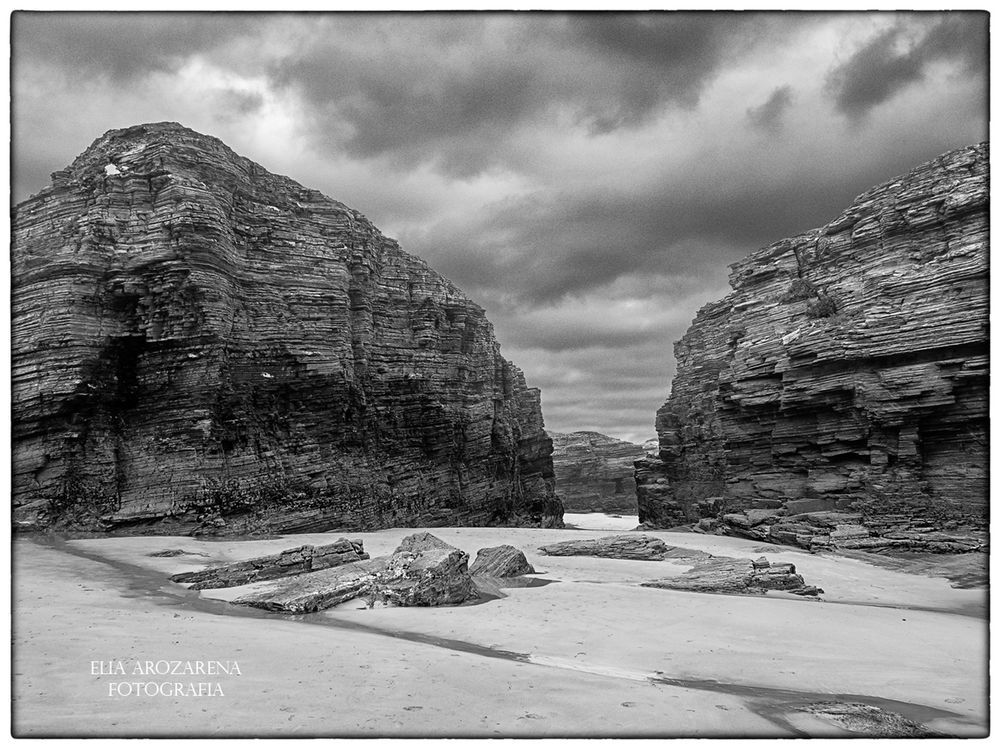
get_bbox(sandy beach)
[12,516,987,738]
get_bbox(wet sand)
[11,523,988,738]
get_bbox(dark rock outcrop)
[636,143,988,547]
[716,510,986,553]
[169,538,367,589]
[376,543,474,607]
[642,556,821,596]
[469,545,535,577]
[12,122,562,534]
[548,431,647,513]
[537,534,710,561]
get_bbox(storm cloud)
[826,13,988,119]
[11,11,988,443]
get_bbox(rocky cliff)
[548,431,647,513]
[12,122,563,534]
[636,143,988,548]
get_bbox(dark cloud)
[746,85,793,130]
[11,12,262,81]
[407,136,975,310]
[270,13,774,176]
[826,14,988,119]
[565,14,742,130]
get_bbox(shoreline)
[12,525,988,738]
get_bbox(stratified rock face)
[12,122,563,534]
[636,143,988,537]
[548,431,647,513]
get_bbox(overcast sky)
[12,11,988,443]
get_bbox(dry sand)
[11,520,987,738]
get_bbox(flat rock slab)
[171,538,368,589]
[642,556,821,596]
[537,534,711,561]
[232,558,388,614]
[469,545,535,577]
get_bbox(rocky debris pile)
[469,545,535,577]
[643,556,822,596]
[798,702,934,737]
[711,509,987,554]
[537,534,709,561]
[635,143,988,546]
[548,431,646,513]
[175,533,539,613]
[170,538,368,589]
[12,121,562,535]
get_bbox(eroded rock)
[537,534,710,562]
[171,538,368,589]
[635,143,988,548]
[469,545,535,577]
[642,555,821,596]
[12,122,562,535]
[232,558,388,613]
[376,546,474,607]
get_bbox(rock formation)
[537,534,709,561]
[232,558,389,614]
[642,556,821,596]
[12,122,563,534]
[469,545,536,577]
[229,532,475,612]
[169,538,368,589]
[636,143,988,547]
[375,536,474,607]
[548,431,648,513]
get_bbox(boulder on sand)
[469,545,535,577]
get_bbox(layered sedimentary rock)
[229,532,475,611]
[469,545,535,577]
[375,535,474,607]
[636,143,988,544]
[231,558,389,614]
[12,122,562,533]
[169,538,368,589]
[642,556,821,596]
[548,431,647,513]
[537,534,709,561]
